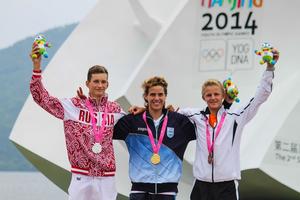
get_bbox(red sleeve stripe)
[32,70,42,78]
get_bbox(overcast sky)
[0,0,98,49]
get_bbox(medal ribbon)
[205,112,226,154]
[142,111,168,154]
[85,99,108,143]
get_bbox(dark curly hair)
[142,76,168,107]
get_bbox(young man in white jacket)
[178,49,279,200]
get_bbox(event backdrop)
[10,0,300,199]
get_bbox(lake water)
[0,172,68,200]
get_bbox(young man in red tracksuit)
[30,44,125,200]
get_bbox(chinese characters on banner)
[274,140,300,164]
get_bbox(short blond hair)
[201,79,224,98]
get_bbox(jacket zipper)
[147,115,162,194]
[212,127,215,183]
[155,123,158,194]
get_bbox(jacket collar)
[87,93,108,106]
[202,106,226,118]
[145,108,168,120]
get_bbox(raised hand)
[224,91,235,104]
[30,43,42,70]
[166,104,178,112]
[128,106,145,115]
[267,48,280,69]
[77,87,87,100]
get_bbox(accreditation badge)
[166,127,174,138]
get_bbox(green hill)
[0,23,77,171]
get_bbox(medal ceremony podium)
[10,0,300,199]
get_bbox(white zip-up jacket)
[179,70,274,182]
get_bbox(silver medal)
[92,143,102,154]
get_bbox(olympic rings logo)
[201,48,225,62]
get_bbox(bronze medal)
[151,153,161,165]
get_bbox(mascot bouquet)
[255,42,277,65]
[31,34,52,58]
[223,77,240,103]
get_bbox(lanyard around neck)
[205,112,226,154]
[142,111,168,154]
[85,99,108,143]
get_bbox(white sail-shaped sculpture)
[10,0,300,199]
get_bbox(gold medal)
[151,153,160,165]
[208,153,213,164]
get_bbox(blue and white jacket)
[113,109,196,193]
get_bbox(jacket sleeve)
[235,70,274,125]
[113,114,131,140]
[180,114,196,141]
[178,108,201,124]
[223,99,233,110]
[30,73,64,120]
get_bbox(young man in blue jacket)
[113,76,196,200]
